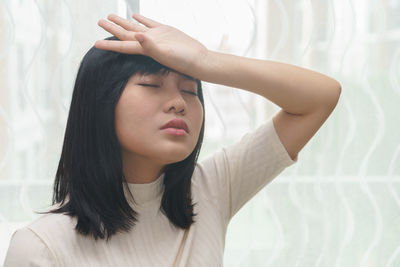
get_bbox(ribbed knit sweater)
[4,119,297,267]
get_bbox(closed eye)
[182,90,198,96]
[138,83,159,87]
[139,84,198,96]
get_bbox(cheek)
[189,103,204,143]
[114,93,153,147]
[195,102,204,128]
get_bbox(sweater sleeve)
[196,118,297,223]
[3,227,57,267]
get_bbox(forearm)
[193,50,341,115]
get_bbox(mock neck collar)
[124,173,165,207]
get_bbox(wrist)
[192,49,217,82]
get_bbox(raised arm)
[95,13,341,160]
[192,51,342,160]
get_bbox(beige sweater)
[4,119,297,267]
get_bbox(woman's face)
[114,70,203,167]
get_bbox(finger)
[107,14,147,32]
[97,19,138,41]
[132,13,163,28]
[94,40,144,55]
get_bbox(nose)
[164,90,187,115]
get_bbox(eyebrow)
[179,73,196,81]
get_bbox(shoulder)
[25,209,77,244]
[28,210,75,232]
[4,209,78,266]
[4,227,57,266]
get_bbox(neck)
[121,150,165,184]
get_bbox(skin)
[96,13,341,183]
[114,70,203,184]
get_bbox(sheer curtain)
[1,0,399,266]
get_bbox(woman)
[4,13,341,266]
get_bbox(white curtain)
[1,0,399,266]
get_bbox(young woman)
[4,13,341,266]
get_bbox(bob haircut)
[36,36,206,242]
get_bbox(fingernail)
[95,40,105,46]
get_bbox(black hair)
[36,36,205,242]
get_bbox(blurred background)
[0,0,400,266]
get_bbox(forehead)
[138,70,196,82]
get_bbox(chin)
[158,149,192,164]
[164,154,190,164]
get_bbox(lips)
[161,118,189,133]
